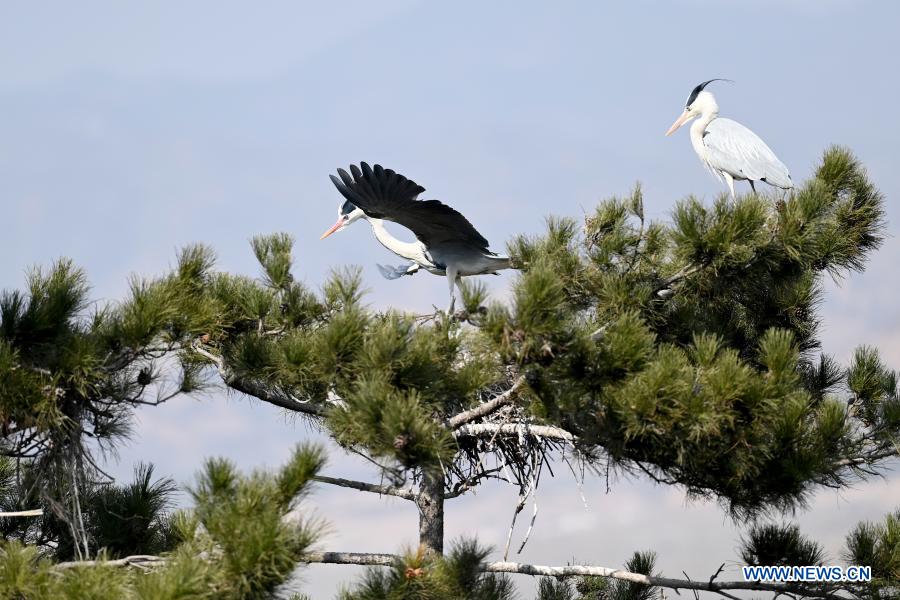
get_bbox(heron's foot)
[376,262,419,280]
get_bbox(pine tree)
[1,146,898,598]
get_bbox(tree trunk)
[417,469,444,555]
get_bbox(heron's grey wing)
[384,199,491,251]
[330,163,491,251]
[703,118,793,188]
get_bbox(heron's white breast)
[689,118,723,180]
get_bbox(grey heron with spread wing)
[666,79,793,198]
[320,163,513,313]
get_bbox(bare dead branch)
[654,262,705,299]
[312,475,417,501]
[49,551,849,598]
[301,551,396,567]
[836,443,899,467]
[448,377,527,429]
[0,509,43,517]
[515,455,541,555]
[709,562,726,585]
[663,263,704,288]
[485,562,836,598]
[715,589,742,600]
[502,493,527,561]
[445,466,506,499]
[454,423,575,443]
[55,555,167,570]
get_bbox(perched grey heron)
[320,162,513,313]
[665,79,793,198]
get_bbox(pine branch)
[191,341,325,417]
[663,262,704,288]
[837,442,899,467]
[445,466,506,499]
[53,552,850,598]
[484,561,838,598]
[654,262,705,298]
[312,475,417,501]
[447,377,527,429]
[453,423,575,443]
[55,555,166,570]
[0,509,43,517]
[301,551,396,566]
[227,376,326,417]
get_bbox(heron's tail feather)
[760,173,793,190]
[377,262,419,280]
[486,254,519,271]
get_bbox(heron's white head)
[320,200,366,239]
[665,79,727,136]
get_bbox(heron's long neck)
[367,218,423,262]
[689,109,718,157]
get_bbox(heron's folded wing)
[330,162,491,251]
[703,118,791,187]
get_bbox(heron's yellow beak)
[320,218,344,240]
[666,110,692,136]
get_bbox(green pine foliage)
[3,148,893,519]
[1,146,897,597]
[536,578,576,600]
[740,523,827,566]
[0,443,325,599]
[339,538,514,600]
[0,249,223,547]
[185,444,326,598]
[85,463,178,559]
[844,508,900,596]
[0,460,177,560]
[533,551,658,600]
[485,147,893,515]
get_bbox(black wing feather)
[329,163,490,250]
[337,168,354,189]
[331,173,366,208]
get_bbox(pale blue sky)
[2,2,898,597]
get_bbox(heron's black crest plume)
[339,199,356,216]
[686,78,734,107]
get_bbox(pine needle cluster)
[0,444,325,599]
[339,539,514,600]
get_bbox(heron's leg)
[749,180,757,194]
[453,274,464,310]
[723,172,736,199]
[445,266,458,315]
